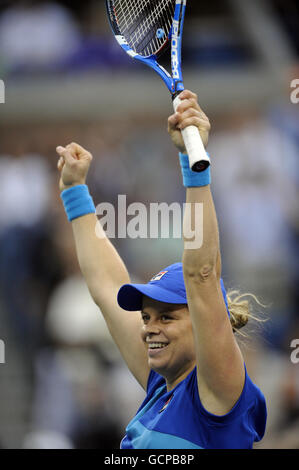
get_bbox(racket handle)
[173,95,210,173]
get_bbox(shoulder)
[195,364,267,439]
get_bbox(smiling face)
[141,296,196,390]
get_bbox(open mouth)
[147,342,169,356]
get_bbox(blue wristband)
[179,153,211,187]
[60,185,96,222]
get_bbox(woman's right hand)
[56,143,93,192]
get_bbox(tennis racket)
[106,0,210,172]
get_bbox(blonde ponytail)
[226,290,267,338]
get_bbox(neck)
[165,361,196,392]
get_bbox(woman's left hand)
[168,90,211,153]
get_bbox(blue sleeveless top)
[121,366,267,449]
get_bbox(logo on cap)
[150,271,168,282]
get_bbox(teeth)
[149,343,167,349]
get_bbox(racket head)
[106,0,176,59]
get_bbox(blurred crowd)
[0,0,125,76]
[0,0,299,451]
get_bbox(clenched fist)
[56,143,93,192]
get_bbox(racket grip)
[173,95,210,173]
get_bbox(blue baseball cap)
[117,262,230,317]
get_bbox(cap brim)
[117,283,187,311]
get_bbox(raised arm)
[168,91,245,415]
[56,143,150,389]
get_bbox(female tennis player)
[56,90,267,449]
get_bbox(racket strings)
[133,3,171,56]
[133,1,173,56]
[113,0,175,56]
